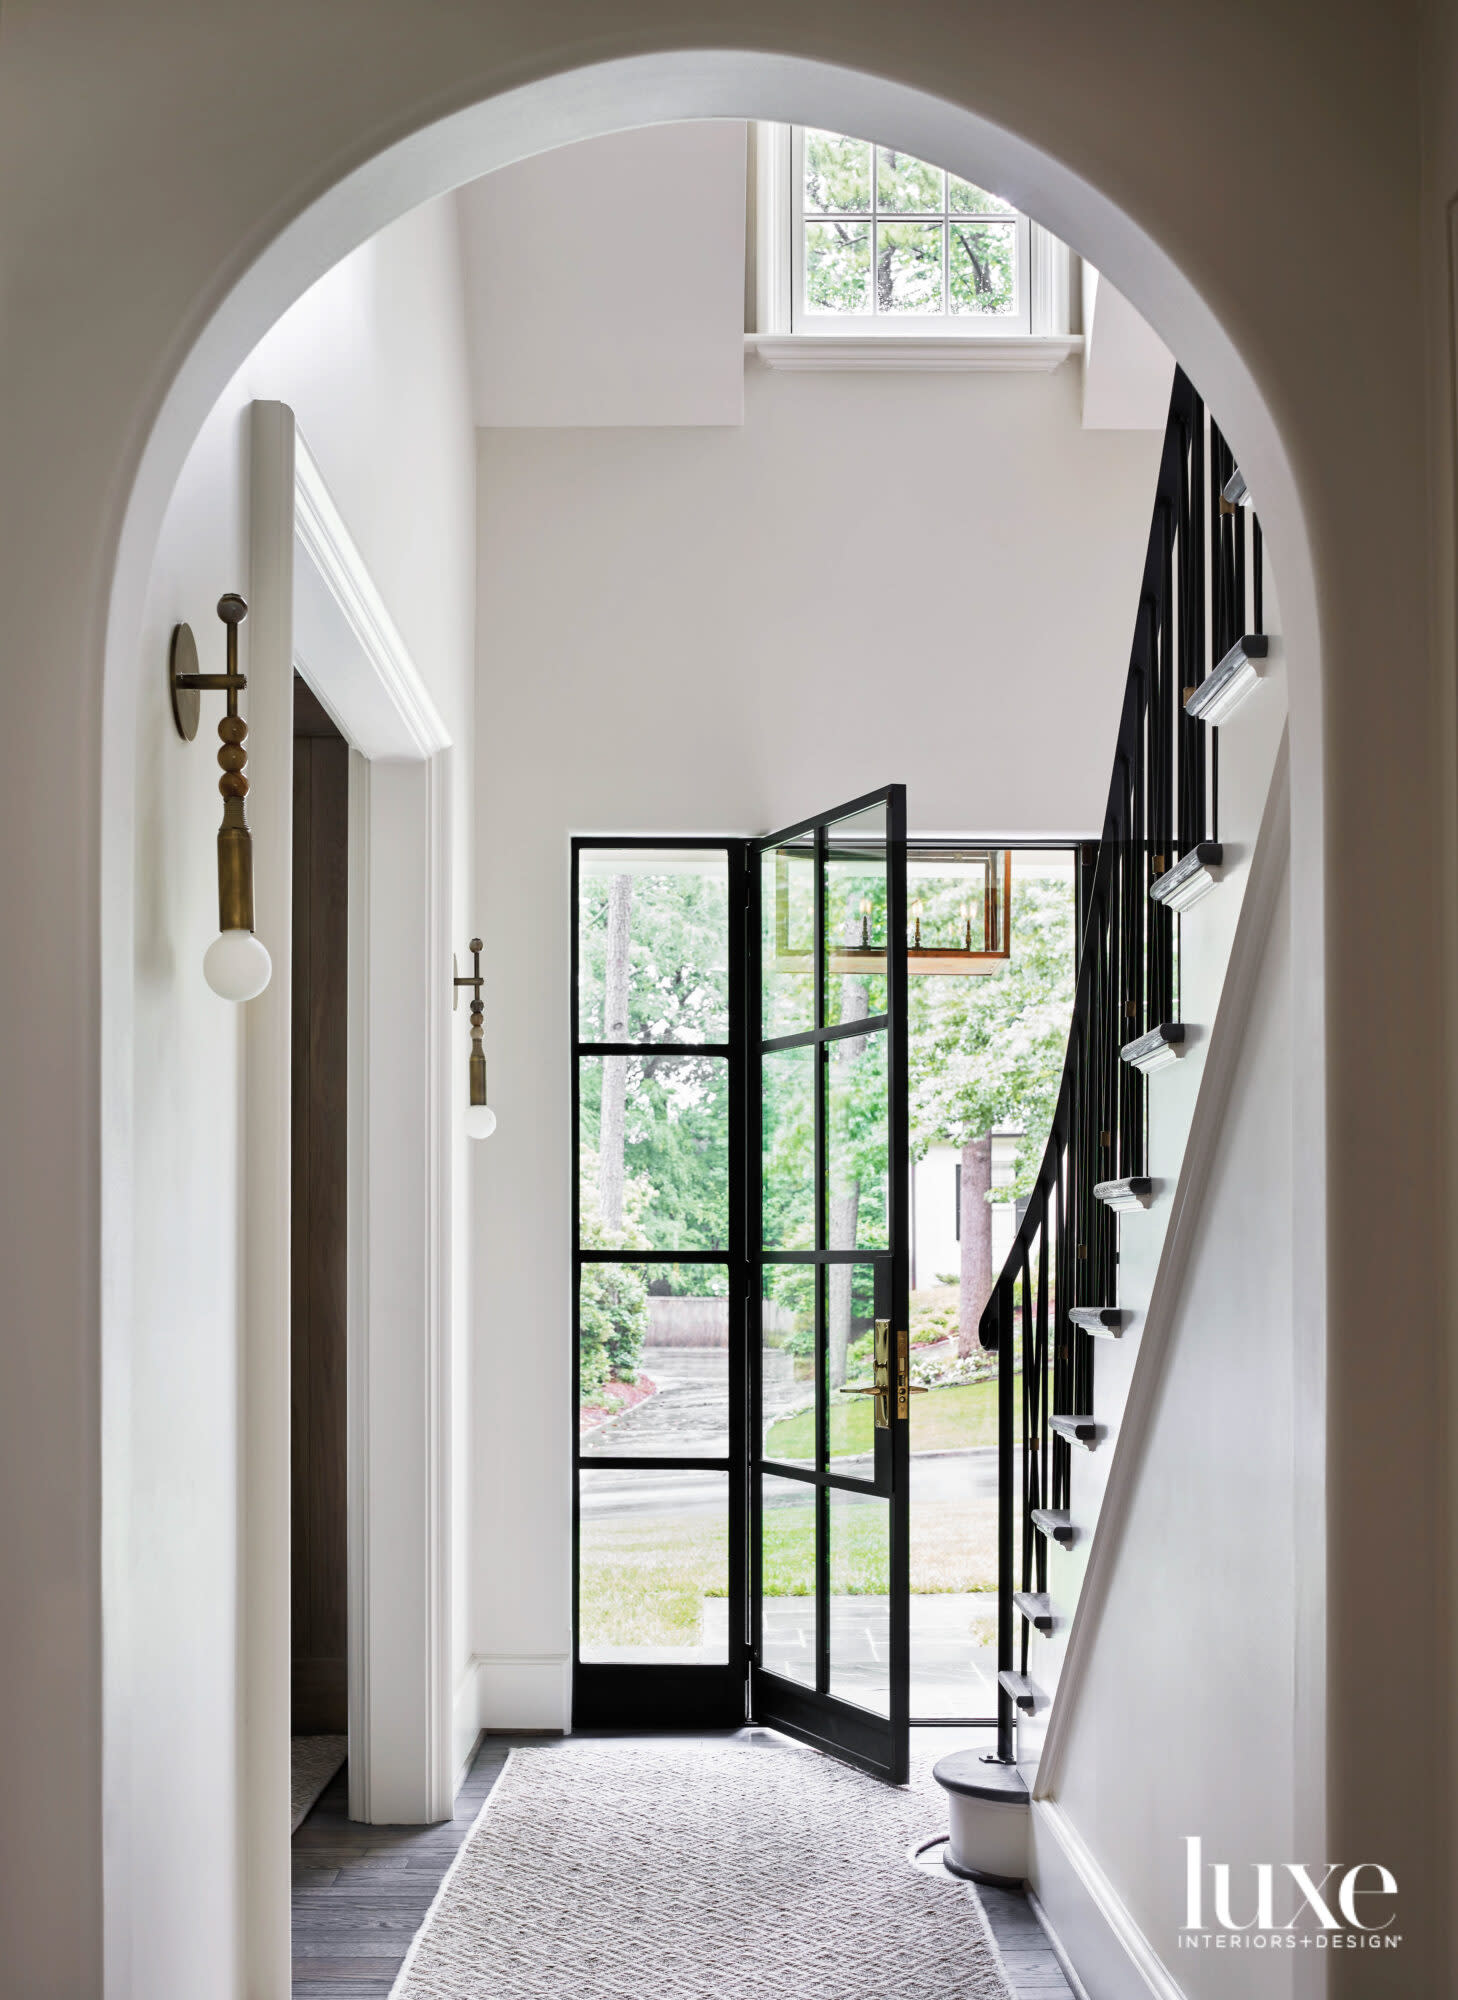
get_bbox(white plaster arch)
[95,47,1329,2000]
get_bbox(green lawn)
[762,1496,887,1595]
[579,1511,727,1651]
[765,1376,1021,1461]
[580,1364,1016,1655]
[579,1492,997,1653]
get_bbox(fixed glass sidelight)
[571,844,746,1730]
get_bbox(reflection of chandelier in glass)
[901,848,1012,973]
[773,844,1014,977]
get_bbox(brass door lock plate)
[839,1322,926,1428]
[897,1326,927,1420]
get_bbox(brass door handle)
[840,1381,890,1427]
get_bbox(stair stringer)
[1024,748,1296,2000]
[1034,714,1289,1749]
[1015,682,1291,1759]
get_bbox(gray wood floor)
[290,1731,1075,1997]
[291,1734,512,1997]
[978,1883,1078,1997]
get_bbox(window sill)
[745,333,1083,374]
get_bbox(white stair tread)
[1013,1590,1055,1631]
[1068,1306,1127,1336]
[1049,1413,1101,1449]
[1031,1507,1075,1546]
[998,1670,1047,1714]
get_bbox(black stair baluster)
[1020,1242,1034,1678]
[977,374,1262,1759]
[1037,1208,1054,1536]
[995,1272,1015,1763]
[1253,515,1264,636]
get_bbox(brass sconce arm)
[455,937,496,1139]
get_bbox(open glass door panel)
[751,787,910,1782]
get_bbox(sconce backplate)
[169,622,201,741]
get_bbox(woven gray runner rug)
[391,1736,1012,1999]
[290,1734,347,1834]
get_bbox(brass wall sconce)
[454,938,496,1140]
[170,594,272,1002]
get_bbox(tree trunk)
[827,1186,860,1390]
[958,1132,993,1358]
[828,964,869,1389]
[598,873,633,1235]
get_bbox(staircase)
[979,369,1287,1771]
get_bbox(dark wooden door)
[291,676,350,1734]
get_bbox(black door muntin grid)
[747,785,911,1782]
[570,836,750,1730]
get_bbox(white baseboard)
[452,1667,484,1790]
[1030,1800,1188,2000]
[472,1653,572,1733]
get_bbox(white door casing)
[246,402,455,2000]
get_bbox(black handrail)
[978,368,1263,1762]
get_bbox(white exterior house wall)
[912,1135,1020,1293]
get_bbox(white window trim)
[749,122,1081,373]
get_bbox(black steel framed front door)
[748,786,911,1782]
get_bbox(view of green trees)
[578,856,732,1401]
[577,849,1075,1403]
[802,128,1017,318]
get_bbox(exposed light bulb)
[465,1102,497,1141]
[203,928,272,1002]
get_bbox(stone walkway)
[581,1345,811,1457]
[580,1346,736,1456]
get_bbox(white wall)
[470,355,1162,1723]
[109,196,475,1998]
[1081,268,1175,430]
[457,122,748,427]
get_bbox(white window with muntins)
[750,124,1078,367]
[794,126,1031,335]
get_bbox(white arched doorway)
[90,46,1338,2000]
